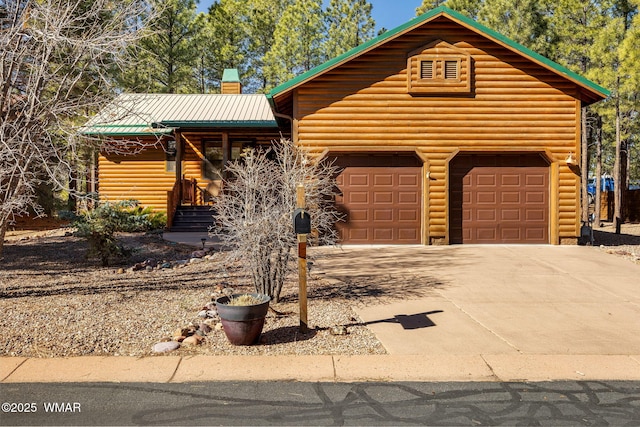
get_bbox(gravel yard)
[0,230,386,358]
[1,222,639,358]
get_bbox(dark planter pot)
[215,293,271,345]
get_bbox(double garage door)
[335,154,549,245]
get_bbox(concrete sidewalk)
[2,245,640,383]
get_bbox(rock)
[199,323,212,334]
[330,325,348,336]
[197,310,208,318]
[144,258,158,268]
[182,335,203,346]
[206,310,217,318]
[195,329,206,337]
[214,323,224,331]
[173,327,192,339]
[132,263,145,271]
[191,250,207,259]
[152,341,180,353]
[204,302,216,310]
[145,266,153,272]
[189,257,204,264]
[116,268,125,274]
[160,262,172,269]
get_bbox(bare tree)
[211,138,341,303]
[0,0,155,258]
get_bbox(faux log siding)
[292,18,582,242]
[98,144,204,212]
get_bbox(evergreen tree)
[417,0,483,18]
[263,0,325,90]
[324,0,376,60]
[477,0,553,56]
[244,0,294,92]
[121,0,202,93]
[200,0,249,93]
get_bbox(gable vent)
[420,61,434,79]
[445,61,458,79]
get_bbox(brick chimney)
[221,69,241,94]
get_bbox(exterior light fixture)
[565,152,576,166]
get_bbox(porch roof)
[81,93,279,136]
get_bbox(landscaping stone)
[182,335,203,346]
[191,250,207,259]
[152,341,180,353]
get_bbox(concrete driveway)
[310,245,640,357]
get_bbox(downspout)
[273,112,293,140]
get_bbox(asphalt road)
[1,381,639,426]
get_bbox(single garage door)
[450,154,549,244]
[334,156,422,244]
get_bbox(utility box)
[293,208,311,234]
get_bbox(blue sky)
[196,0,425,33]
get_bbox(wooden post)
[297,184,308,333]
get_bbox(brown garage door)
[450,154,549,244]
[336,165,422,244]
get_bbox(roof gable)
[269,6,608,104]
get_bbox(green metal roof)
[269,6,609,100]
[81,93,278,136]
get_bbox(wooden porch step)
[170,206,215,232]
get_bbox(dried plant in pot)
[215,293,271,345]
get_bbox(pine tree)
[263,0,325,90]
[417,0,483,18]
[121,0,202,93]
[324,0,376,60]
[477,0,552,56]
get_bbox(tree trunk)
[580,106,589,225]
[594,117,602,227]
[614,79,623,234]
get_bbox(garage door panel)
[477,209,496,221]
[349,174,369,186]
[374,209,393,221]
[349,192,369,204]
[526,175,545,186]
[501,192,520,203]
[336,165,421,244]
[526,192,545,203]
[450,155,549,244]
[374,192,393,203]
[398,229,420,241]
[501,209,521,221]
[349,209,369,221]
[374,228,393,240]
[476,192,496,204]
[501,174,521,186]
[374,174,393,186]
[398,174,419,186]
[526,209,545,221]
[398,192,418,204]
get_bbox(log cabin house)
[84,6,608,244]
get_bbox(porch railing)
[166,177,211,229]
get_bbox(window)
[165,140,176,173]
[420,60,434,79]
[202,140,245,180]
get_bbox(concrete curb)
[3,355,640,383]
